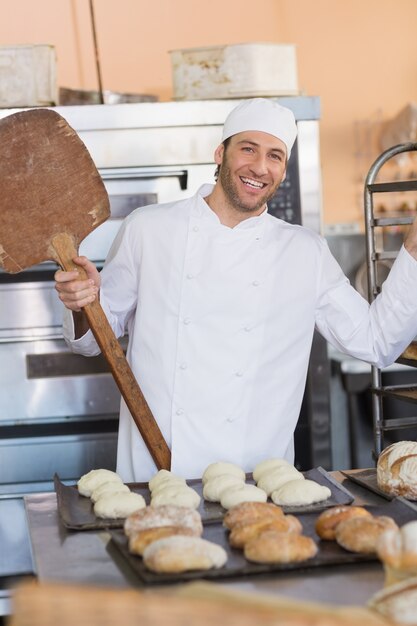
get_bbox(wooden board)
[0,109,170,469]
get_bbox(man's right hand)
[54,256,100,338]
[54,256,100,312]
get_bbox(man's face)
[215,131,288,214]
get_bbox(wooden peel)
[0,108,171,470]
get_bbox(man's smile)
[240,176,267,190]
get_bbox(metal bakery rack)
[364,142,417,459]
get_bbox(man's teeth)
[241,177,265,189]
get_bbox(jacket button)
[176,408,184,416]
[183,317,191,325]
[179,362,187,370]
[252,280,260,287]
[235,371,243,377]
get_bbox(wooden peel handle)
[52,233,171,470]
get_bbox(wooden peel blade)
[0,108,171,470]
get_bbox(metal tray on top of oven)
[108,497,417,585]
[54,467,354,531]
[341,468,393,500]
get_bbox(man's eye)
[242,146,254,152]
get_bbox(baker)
[55,98,417,482]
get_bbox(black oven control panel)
[267,139,302,226]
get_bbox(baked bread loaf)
[257,466,304,496]
[368,577,417,624]
[376,520,417,586]
[314,506,372,540]
[203,474,245,502]
[128,525,198,556]
[271,479,331,506]
[143,536,227,573]
[93,492,146,519]
[202,462,245,485]
[150,484,201,509]
[244,530,318,564]
[77,469,123,497]
[124,504,203,537]
[220,484,267,510]
[377,441,417,499]
[252,458,292,482]
[223,501,284,530]
[336,515,398,554]
[229,514,302,549]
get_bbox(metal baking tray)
[341,469,393,501]
[109,498,417,585]
[54,467,354,531]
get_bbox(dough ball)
[252,458,292,482]
[202,462,245,485]
[271,479,331,506]
[257,466,304,496]
[151,485,201,509]
[151,477,187,497]
[143,536,227,573]
[90,481,130,503]
[203,474,245,502]
[148,470,185,492]
[220,484,267,510]
[94,492,146,519]
[77,469,122,497]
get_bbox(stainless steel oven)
[0,97,328,503]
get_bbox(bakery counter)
[20,472,397,607]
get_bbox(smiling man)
[56,98,417,482]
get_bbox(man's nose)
[249,153,268,176]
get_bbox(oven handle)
[0,333,64,344]
[99,167,189,190]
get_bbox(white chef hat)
[221,98,297,159]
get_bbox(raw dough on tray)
[203,474,245,502]
[77,469,123,497]
[271,479,331,506]
[220,484,267,510]
[90,481,130,503]
[93,491,146,519]
[202,461,245,485]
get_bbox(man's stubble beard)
[218,154,282,214]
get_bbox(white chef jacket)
[63,184,417,481]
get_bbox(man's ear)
[214,143,224,166]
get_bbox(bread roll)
[202,462,245,485]
[368,577,417,624]
[220,484,267,510]
[271,479,331,506]
[93,492,146,519]
[336,515,398,554]
[143,536,227,573]
[150,485,201,509]
[77,469,122,497]
[252,458,292,482]
[223,501,284,530]
[203,474,245,502]
[244,530,318,564]
[377,441,417,499]
[90,481,130,503]
[377,521,417,568]
[150,477,187,497]
[229,514,302,549]
[257,466,304,496]
[124,504,203,537]
[315,506,372,540]
[128,525,198,556]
